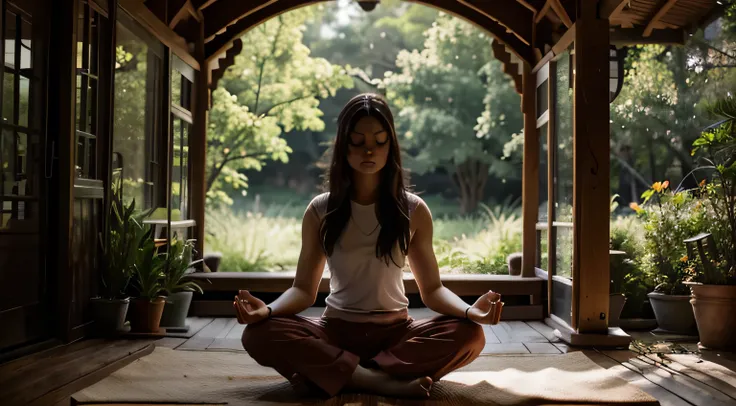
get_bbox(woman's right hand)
[233,290,269,325]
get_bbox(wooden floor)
[3,308,736,406]
[157,308,736,406]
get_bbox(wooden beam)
[643,0,678,37]
[599,0,629,19]
[535,0,552,24]
[203,0,278,41]
[573,0,610,333]
[192,0,218,10]
[191,14,208,260]
[120,0,200,69]
[205,0,537,65]
[521,65,539,278]
[169,0,199,30]
[549,0,573,28]
[516,0,537,13]
[610,27,685,45]
[456,0,535,46]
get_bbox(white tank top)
[310,192,421,324]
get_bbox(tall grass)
[205,207,302,272]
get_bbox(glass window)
[537,122,548,269]
[75,1,100,179]
[112,14,163,209]
[553,50,574,278]
[170,55,193,221]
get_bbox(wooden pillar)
[190,17,208,258]
[572,0,610,333]
[521,65,539,278]
[48,0,79,342]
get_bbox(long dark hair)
[319,93,411,267]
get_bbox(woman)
[233,93,503,399]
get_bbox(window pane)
[172,71,181,108]
[113,21,158,209]
[536,79,548,118]
[3,73,14,124]
[0,130,30,197]
[21,19,32,70]
[537,122,548,269]
[553,49,574,278]
[19,76,29,128]
[5,11,17,70]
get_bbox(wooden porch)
[2,310,736,405]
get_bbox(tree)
[207,9,354,204]
[380,13,522,214]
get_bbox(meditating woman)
[233,93,503,399]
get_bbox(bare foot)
[348,364,433,398]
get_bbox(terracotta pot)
[128,297,166,333]
[647,292,697,334]
[688,284,736,350]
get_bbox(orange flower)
[662,180,669,190]
[629,202,642,213]
[681,255,688,263]
[652,182,662,192]
[699,179,707,187]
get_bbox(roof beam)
[535,0,552,24]
[611,27,685,45]
[599,0,629,19]
[548,0,572,28]
[643,0,678,37]
[455,0,536,46]
[205,0,537,65]
[169,0,200,29]
[191,0,218,10]
[202,0,278,41]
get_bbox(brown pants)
[241,314,485,397]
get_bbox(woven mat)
[73,347,657,405]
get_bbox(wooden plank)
[584,351,695,406]
[178,318,231,350]
[191,11,207,257]
[521,66,539,278]
[548,0,572,28]
[2,340,155,406]
[209,318,238,349]
[523,342,562,354]
[572,0,610,333]
[490,321,549,343]
[156,337,188,349]
[644,354,736,401]
[226,323,246,339]
[535,0,553,23]
[202,0,277,40]
[644,0,679,37]
[526,321,561,342]
[602,351,735,406]
[481,343,530,354]
[206,339,244,352]
[600,0,629,19]
[481,325,502,344]
[611,27,686,45]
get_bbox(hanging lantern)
[358,0,379,11]
[609,46,626,103]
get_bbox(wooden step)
[0,339,155,406]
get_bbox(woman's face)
[346,115,390,175]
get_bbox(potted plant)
[682,98,736,350]
[91,186,149,333]
[127,229,167,333]
[630,182,700,334]
[159,239,204,329]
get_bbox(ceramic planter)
[90,297,130,333]
[647,292,697,334]
[128,297,166,333]
[687,284,736,350]
[609,293,627,327]
[160,291,194,328]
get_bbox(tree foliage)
[380,13,522,213]
[207,9,354,205]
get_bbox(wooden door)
[0,0,52,351]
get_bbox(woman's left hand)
[467,291,504,325]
